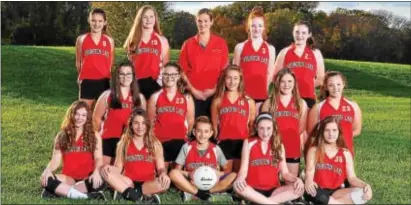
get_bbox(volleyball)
[192,166,218,191]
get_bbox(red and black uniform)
[123,140,156,183]
[79,33,112,100]
[246,138,280,197]
[101,92,133,157]
[129,32,163,100]
[179,34,229,118]
[153,89,188,162]
[283,44,317,108]
[240,40,271,101]
[274,97,301,162]
[62,135,94,180]
[318,97,355,154]
[217,94,250,160]
[184,141,218,173]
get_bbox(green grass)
[1,45,410,204]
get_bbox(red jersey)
[283,44,317,99]
[101,92,133,139]
[218,94,250,140]
[314,148,347,189]
[246,138,280,190]
[62,135,94,180]
[80,33,112,80]
[179,34,229,91]
[123,140,156,182]
[185,141,218,172]
[153,89,188,142]
[240,40,270,100]
[130,32,162,79]
[274,97,301,158]
[318,97,355,154]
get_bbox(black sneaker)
[141,194,161,204]
[87,191,106,201]
[41,189,57,199]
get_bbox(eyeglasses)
[162,73,179,78]
[119,73,133,78]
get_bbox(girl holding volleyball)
[304,116,372,204]
[124,5,170,100]
[93,61,146,166]
[169,116,237,201]
[232,6,276,112]
[234,112,304,204]
[76,8,115,109]
[100,108,170,204]
[211,64,256,173]
[261,68,308,177]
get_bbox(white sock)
[67,187,88,199]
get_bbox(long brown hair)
[123,5,162,52]
[294,20,316,49]
[310,116,347,163]
[252,112,283,164]
[246,6,267,40]
[58,101,96,152]
[110,61,142,109]
[214,64,246,101]
[268,68,303,116]
[162,62,189,94]
[319,71,347,101]
[89,8,109,35]
[115,108,160,165]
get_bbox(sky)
[171,2,411,20]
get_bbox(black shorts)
[218,139,244,160]
[138,77,161,100]
[253,98,266,103]
[162,139,186,162]
[286,157,301,163]
[194,96,213,118]
[102,138,120,157]
[304,187,338,205]
[302,97,316,109]
[79,78,110,100]
[254,187,276,197]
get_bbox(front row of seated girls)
[40,101,372,204]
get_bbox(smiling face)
[132,115,147,137]
[225,69,241,92]
[142,9,156,29]
[279,73,295,95]
[196,13,213,34]
[193,122,213,145]
[89,13,106,33]
[118,66,134,87]
[257,119,273,141]
[162,65,180,88]
[293,24,311,46]
[326,75,345,98]
[323,122,339,144]
[249,17,265,39]
[73,107,88,128]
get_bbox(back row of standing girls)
[68,5,370,204]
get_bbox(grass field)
[1,45,410,204]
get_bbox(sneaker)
[87,191,106,201]
[41,189,57,199]
[182,192,195,202]
[141,194,161,204]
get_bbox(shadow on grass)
[325,60,411,98]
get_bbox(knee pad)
[122,187,142,202]
[84,178,105,193]
[44,176,62,193]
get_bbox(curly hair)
[57,100,96,152]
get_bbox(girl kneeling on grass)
[100,108,170,204]
[169,116,237,202]
[234,112,304,204]
[304,116,372,205]
[40,100,105,200]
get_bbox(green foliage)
[163,11,197,49]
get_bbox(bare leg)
[169,169,198,195]
[234,185,276,204]
[286,163,300,179]
[53,174,76,197]
[103,156,112,166]
[269,184,303,203]
[210,173,237,193]
[142,178,169,195]
[328,188,369,204]
[102,165,134,193]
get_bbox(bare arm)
[108,36,115,71]
[210,98,221,139]
[147,93,158,125]
[344,150,367,187]
[352,101,362,137]
[139,93,147,110]
[306,104,319,135]
[161,36,170,66]
[314,49,325,87]
[267,45,276,87]
[299,100,308,135]
[232,43,244,66]
[248,98,256,134]
[237,139,250,179]
[186,94,195,136]
[75,35,85,74]
[93,132,104,173]
[279,145,300,183]
[93,91,110,132]
[273,48,287,77]
[41,133,63,186]
[305,147,317,184]
[260,99,270,113]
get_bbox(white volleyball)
[192,166,218,191]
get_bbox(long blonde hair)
[214,64,246,100]
[115,108,160,165]
[123,5,162,52]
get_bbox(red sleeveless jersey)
[218,94,250,140]
[274,97,301,158]
[62,135,94,180]
[240,40,270,100]
[246,138,280,190]
[123,141,156,182]
[179,34,229,91]
[283,44,317,99]
[314,148,347,189]
[318,97,355,154]
[185,141,218,172]
[153,89,188,142]
[101,92,133,139]
[130,32,162,79]
[80,33,112,80]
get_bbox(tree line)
[2,2,410,64]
